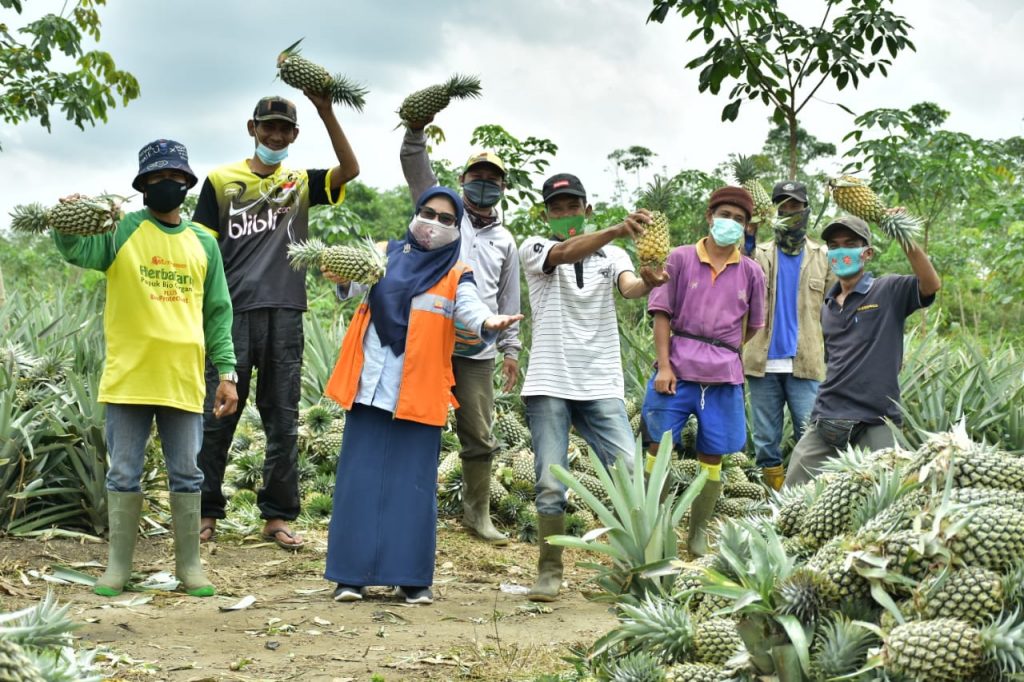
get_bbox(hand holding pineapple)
[828,175,921,248]
[287,238,387,286]
[10,194,126,236]
[397,75,482,129]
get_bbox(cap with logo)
[771,180,808,205]
[132,139,198,191]
[542,173,587,203]
[464,151,507,176]
[822,215,873,245]
[253,96,298,125]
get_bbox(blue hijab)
[368,186,469,355]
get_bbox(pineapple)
[636,176,673,267]
[397,74,482,127]
[287,237,386,285]
[617,597,741,665]
[799,458,876,546]
[437,451,460,481]
[0,638,46,682]
[692,618,743,666]
[510,449,536,486]
[911,566,1008,624]
[664,663,723,682]
[276,39,367,110]
[883,614,1024,681]
[775,567,838,624]
[489,476,507,509]
[9,195,124,236]
[730,155,774,229]
[828,175,921,248]
[724,480,764,501]
[495,410,531,450]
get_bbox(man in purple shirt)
[643,186,766,556]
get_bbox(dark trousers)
[199,308,303,521]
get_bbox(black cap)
[132,139,198,191]
[772,180,808,205]
[253,96,297,124]
[822,215,872,245]
[541,173,587,204]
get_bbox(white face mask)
[409,217,459,250]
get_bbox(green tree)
[0,0,140,145]
[647,0,914,179]
[608,145,658,195]
[0,0,140,303]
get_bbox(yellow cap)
[464,151,507,176]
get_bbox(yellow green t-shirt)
[53,210,235,413]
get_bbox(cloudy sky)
[1,0,1022,224]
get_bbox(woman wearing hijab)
[321,186,522,605]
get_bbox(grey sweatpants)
[783,422,895,487]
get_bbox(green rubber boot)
[94,491,144,597]
[170,492,216,597]
[527,513,565,602]
[687,478,723,558]
[460,458,509,546]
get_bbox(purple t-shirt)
[648,241,766,385]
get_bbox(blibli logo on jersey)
[226,206,291,239]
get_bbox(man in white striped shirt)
[520,173,667,602]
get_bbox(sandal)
[199,523,217,544]
[261,527,305,551]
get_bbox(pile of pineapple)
[587,421,1024,682]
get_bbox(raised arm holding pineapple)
[784,214,940,487]
[398,76,524,547]
[190,79,360,551]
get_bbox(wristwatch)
[219,371,239,384]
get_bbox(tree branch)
[794,3,833,89]
[721,14,786,113]
[795,71,832,115]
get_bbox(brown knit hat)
[708,186,754,222]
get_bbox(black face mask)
[144,179,188,213]
[462,179,503,209]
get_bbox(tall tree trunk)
[787,113,799,180]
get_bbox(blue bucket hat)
[132,139,198,191]
[415,185,464,227]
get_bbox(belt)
[672,330,741,355]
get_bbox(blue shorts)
[641,377,746,456]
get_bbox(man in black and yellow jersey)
[192,92,360,550]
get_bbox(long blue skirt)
[324,403,441,587]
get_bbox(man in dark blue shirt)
[784,215,941,486]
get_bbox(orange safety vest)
[325,262,471,427]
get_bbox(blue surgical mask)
[254,131,289,165]
[828,246,867,278]
[710,217,743,247]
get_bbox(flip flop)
[199,524,217,543]
[261,528,305,551]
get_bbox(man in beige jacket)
[742,181,834,489]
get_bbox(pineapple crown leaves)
[978,609,1024,675]
[0,591,79,649]
[611,595,697,662]
[638,175,676,213]
[276,37,305,64]
[8,202,51,233]
[849,469,922,531]
[810,613,880,681]
[440,73,483,100]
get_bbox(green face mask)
[548,214,586,240]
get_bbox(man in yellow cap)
[400,119,522,546]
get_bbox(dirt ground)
[0,522,618,682]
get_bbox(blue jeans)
[524,396,635,516]
[747,373,819,468]
[106,403,204,493]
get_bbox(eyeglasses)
[418,206,457,227]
